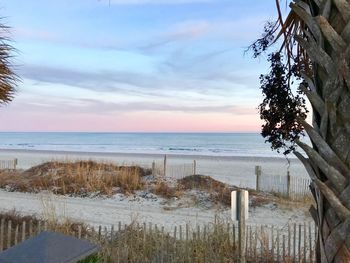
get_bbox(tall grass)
[102,223,236,263]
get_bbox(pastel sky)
[0,0,284,132]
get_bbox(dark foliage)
[258,52,308,155]
[248,21,278,58]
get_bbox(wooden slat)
[288,223,291,257]
[298,224,302,262]
[14,225,18,246]
[78,225,82,239]
[271,225,274,258]
[0,218,4,251]
[98,225,101,240]
[309,222,313,263]
[283,234,286,260]
[276,229,280,262]
[21,221,26,242]
[304,223,307,263]
[7,220,11,249]
[29,220,33,237]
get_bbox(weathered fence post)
[232,190,249,263]
[0,218,4,251]
[152,161,156,176]
[239,190,247,263]
[163,155,167,177]
[13,158,18,170]
[255,166,262,191]
[193,160,197,175]
[287,171,291,199]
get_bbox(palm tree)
[0,21,17,105]
[252,1,350,262]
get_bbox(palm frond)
[0,19,18,105]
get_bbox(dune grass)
[178,175,238,206]
[0,160,150,196]
[0,160,310,211]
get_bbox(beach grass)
[0,160,150,196]
[0,160,312,211]
[178,175,238,206]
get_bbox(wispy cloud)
[9,95,256,116]
[139,21,211,52]
[19,63,258,99]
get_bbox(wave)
[0,132,305,158]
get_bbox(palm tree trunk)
[290,0,350,262]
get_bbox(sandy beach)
[0,149,308,189]
[0,149,313,232]
[0,189,312,230]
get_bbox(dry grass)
[102,222,237,263]
[151,181,183,199]
[0,211,307,263]
[0,160,150,196]
[178,175,238,206]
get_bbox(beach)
[0,149,311,225]
[0,148,308,189]
[0,148,314,259]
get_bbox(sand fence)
[0,216,317,262]
[0,156,312,201]
[0,159,17,170]
[151,156,312,201]
[255,165,312,201]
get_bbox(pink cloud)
[0,109,261,132]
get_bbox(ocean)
[0,132,307,158]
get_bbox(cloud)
[18,63,257,99]
[12,96,256,116]
[18,65,162,96]
[76,99,256,114]
[139,21,211,52]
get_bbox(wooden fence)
[0,159,17,170]
[152,156,196,179]
[255,166,312,201]
[165,164,194,179]
[0,216,317,262]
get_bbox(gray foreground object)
[0,231,99,263]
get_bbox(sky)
[0,0,285,132]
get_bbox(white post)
[232,190,249,263]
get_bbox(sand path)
[0,190,311,231]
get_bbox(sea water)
[0,132,308,158]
